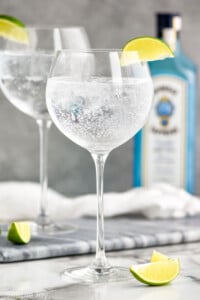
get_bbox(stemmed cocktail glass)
[0,27,90,232]
[46,50,153,282]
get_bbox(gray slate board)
[0,216,200,262]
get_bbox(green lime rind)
[130,267,170,286]
[0,15,25,28]
[130,260,180,286]
[7,222,31,245]
[0,15,29,44]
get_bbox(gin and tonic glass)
[0,27,90,232]
[46,49,153,282]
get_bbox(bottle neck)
[161,28,181,54]
[174,39,181,55]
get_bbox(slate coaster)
[1,216,200,262]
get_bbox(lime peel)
[0,15,29,44]
[0,15,25,28]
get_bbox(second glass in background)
[0,27,90,232]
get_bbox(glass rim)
[11,26,86,31]
[0,49,141,56]
[56,48,139,54]
[0,48,137,52]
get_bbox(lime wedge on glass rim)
[7,221,31,244]
[121,36,174,66]
[130,259,180,286]
[0,15,29,43]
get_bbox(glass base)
[0,289,47,299]
[62,265,132,283]
[32,219,76,235]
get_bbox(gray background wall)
[0,0,199,196]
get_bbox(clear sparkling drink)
[1,76,49,120]
[0,52,53,120]
[46,77,153,153]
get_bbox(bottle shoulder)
[149,55,197,82]
[149,58,187,79]
[178,49,197,72]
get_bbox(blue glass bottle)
[133,13,197,193]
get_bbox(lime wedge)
[7,222,31,244]
[151,250,171,262]
[121,36,174,66]
[0,15,29,44]
[130,259,180,286]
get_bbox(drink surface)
[47,77,153,154]
[0,76,50,120]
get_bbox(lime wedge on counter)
[7,221,31,244]
[130,259,180,286]
[0,15,29,43]
[121,36,174,66]
[151,250,171,262]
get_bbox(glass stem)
[91,153,110,272]
[37,119,52,226]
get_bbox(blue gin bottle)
[133,13,197,193]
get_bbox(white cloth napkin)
[0,181,200,222]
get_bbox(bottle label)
[142,75,186,186]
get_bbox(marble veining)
[0,242,200,299]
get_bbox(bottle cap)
[173,16,182,31]
[156,13,182,38]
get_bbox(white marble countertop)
[1,241,200,299]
